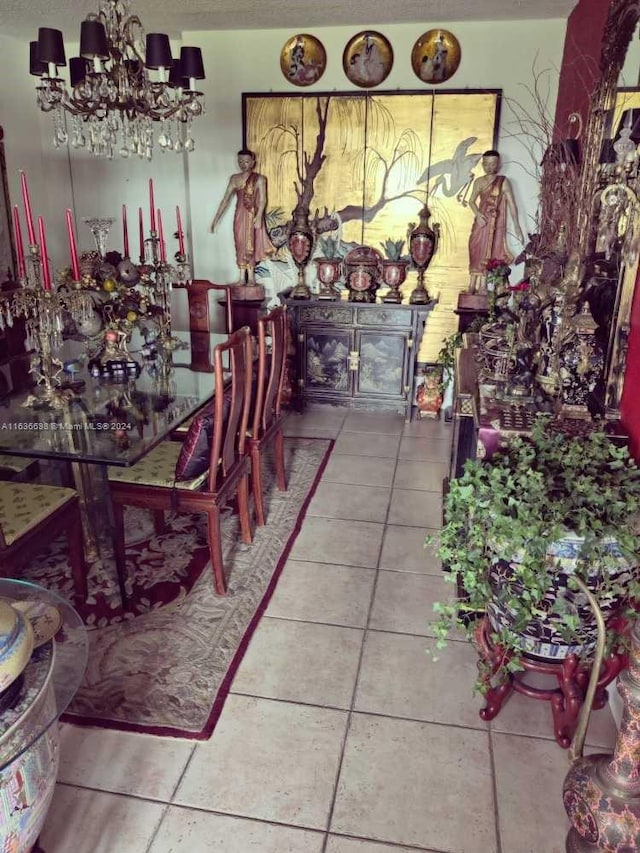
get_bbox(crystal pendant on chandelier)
[30,0,206,161]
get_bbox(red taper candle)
[13,206,25,279]
[37,216,52,291]
[65,209,80,281]
[20,171,36,245]
[138,207,144,262]
[157,208,166,262]
[122,204,129,258]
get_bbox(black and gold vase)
[408,205,438,305]
[288,209,314,300]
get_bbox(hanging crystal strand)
[184,117,195,152]
[174,120,184,153]
[52,106,69,148]
[71,115,86,149]
[158,119,169,151]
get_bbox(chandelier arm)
[122,15,145,65]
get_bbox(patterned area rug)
[22,437,332,738]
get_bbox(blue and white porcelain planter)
[486,533,636,661]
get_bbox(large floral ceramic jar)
[0,643,57,853]
[0,582,88,853]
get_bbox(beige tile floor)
[42,406,620,853]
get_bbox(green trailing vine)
[429,416,640,692]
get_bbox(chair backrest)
[252,305,287,440]
[208,326,252,491]
[189,279,234,333]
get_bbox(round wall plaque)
[411,29,461,85]
[342,31,393,89]
[280,34,327,87]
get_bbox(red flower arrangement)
[508,278,530,292]
[485,258,512,277]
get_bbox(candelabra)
[0,252,93,408]
[140,230,188,350]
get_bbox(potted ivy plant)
[379,238,409,304]
[431,416,640,692]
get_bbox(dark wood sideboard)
[280,293,436,421]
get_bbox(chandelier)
[30,0,205,160]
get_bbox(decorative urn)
[288,207,314,300]
[408,205,438,304]
[380,259,409,304]
[314,257,342,301]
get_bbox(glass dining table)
[0,330,228,559]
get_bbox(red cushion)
[174,410,214,481]
[174,392,233,482]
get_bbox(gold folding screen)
[243,90,500,359]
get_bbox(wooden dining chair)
[170,279,234,437]
[108,326,254,602]
[0,482,87,603]
[181,279,234,334]
[250,305,288,526]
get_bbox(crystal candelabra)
[0,251,93,408]
[141,229,190,350]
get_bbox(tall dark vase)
[408,205,438,305]
[288,209,314,300]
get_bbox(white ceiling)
[0,0,578,40]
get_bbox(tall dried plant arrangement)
[502,65,582,273]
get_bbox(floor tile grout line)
[144,802,171,853]
[321,566,382,844]
[56,780,175,806]
[168,741,199,801]
[217,690,505,737]
[319,414,389,848]
[488,725,504,853]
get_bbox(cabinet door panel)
[303,328,353,395]
[356,330,408,398]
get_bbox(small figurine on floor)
[416,369,443,419]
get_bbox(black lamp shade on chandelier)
[69,57,87,88]
[29,41,46,77]
[80,20,109,61]
[30,0,206,160]
[37,28,66,67]
[180,47,205,80]
[145,34,172,70]
[168,60,186,88]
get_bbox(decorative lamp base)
[291,282,311,300]
[409,284,430,305]
[316,286,340,301]
[382,290,403,304]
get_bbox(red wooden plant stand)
[475,617,627,748]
